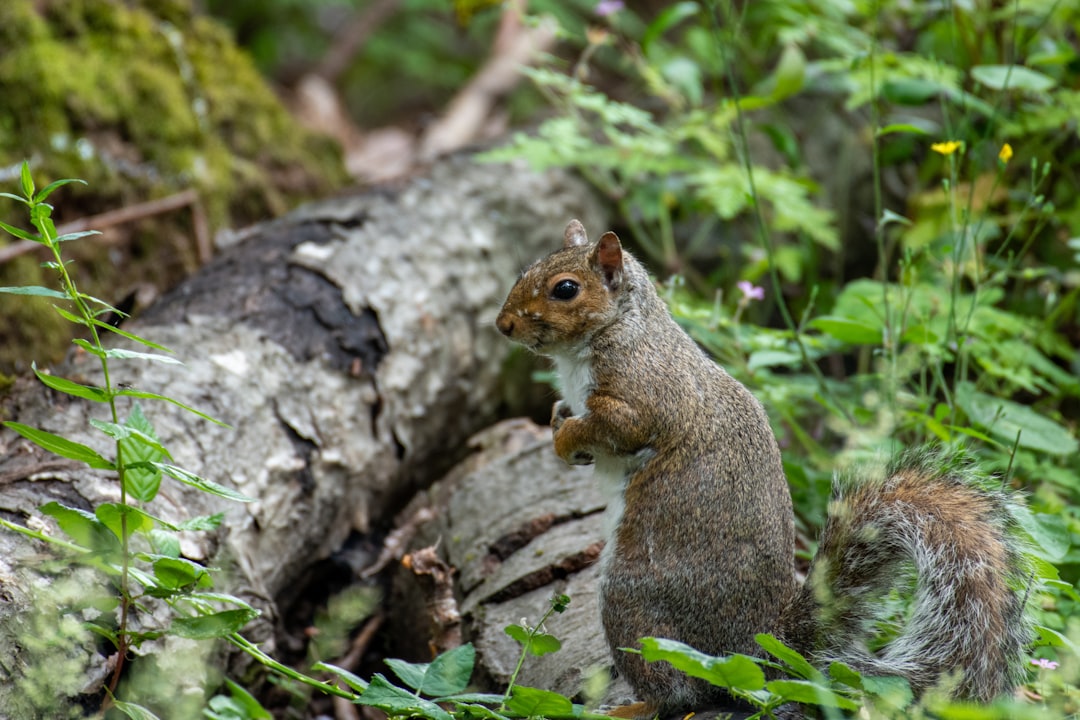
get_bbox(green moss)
[0,0,348,371]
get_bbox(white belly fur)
[552,350,629,569]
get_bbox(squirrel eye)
[551,279,580,301]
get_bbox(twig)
[359,506,436,578]
[403,544,461,654]
[419,1,557,160]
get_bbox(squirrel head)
[496,219,628,355]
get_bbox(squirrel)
[495,220,1033,717]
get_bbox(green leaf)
[641,1,698,54]
[149,528,181,558]
[119,403,166,502]
[39,501,119,552]
[0,285,66,298]
[755,633,822,681]
[177,513,224,532]
[876,123,932,136]
[828,661,863,689]
[153,462,254,502]
[881,78,942,105]
[971,64,1056,92]
[0,192,27,203]
[384,658,428,692]
[0,219,38,241]
[765,679,858,710]
[809,316,882,345]
[955,381,1078,456]
[356,674,453,720]
[153,557,212,591]
[116,389,228,426]
[96,502,155,540]
[504,624,562,656]
[312,661,369,693]
[4,422,114,469]
[637,637,765,690]
[1034,625,1080,654]
[422,643,475,696]
[213,679,273,720]
[171,608,258,639]
[91,319,173,352]
[105,347,183,365]
[20,161,35,199]
[771,43,806,100]
[32,363,109,401]
[112,699,162,720]
[52,304,90,326]
[33,177,87,204]
[54,230,100,243]
[1010,505,1069,562]
[506,686,574,718]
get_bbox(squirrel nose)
[496,313,514,337]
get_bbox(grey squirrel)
[495,220,1033,717]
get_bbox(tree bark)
[0,155,606,714]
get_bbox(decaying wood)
[393,418,635,705]
[0,155,606,712]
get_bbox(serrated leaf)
[153,462,253,502]
[638,637,765,690]
[504,624,562,657]
[119,403,166,502]
[505,686,574,717]
[755,633,822,681]
[1011,505,1069,562]
[356,674,453,720]
[0,285,67,299]
[4,421,114,469]
[31,363,109,401]
[96,502,155,540]
[312,661,369,693]
[39,501,119,552]
[971,64,1056,92]
[765,679,858,710]
[170,608,258,639]
[116,389,227,426]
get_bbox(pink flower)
[595,0,624,16]
[737,280,765,302]
[1030,658,1059,670]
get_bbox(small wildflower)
[737,280,765,302]
[1030,658,1059,670]
[998,143,1013,163]
[931,140,963,156]
[595,0,624,17]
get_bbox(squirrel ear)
[594,231,624,289]
[564,219,588,248]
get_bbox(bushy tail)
[781,448,1033,701]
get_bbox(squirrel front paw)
[551,400,574,434]
[552,413,594,466]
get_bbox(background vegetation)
[0,0,1077,717]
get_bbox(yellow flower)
[931,140,963,155]
[998,143,1013,163]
